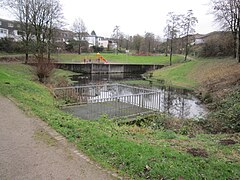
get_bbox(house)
[0,17,117,51]
[80,30,115,49]
[99,38,115,49]
[190,32,227,45]
[192,34,206,45]
[0,18,21,41]
[54,29,75,43]
[85,31,98,47]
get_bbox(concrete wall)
[55,63,164,74]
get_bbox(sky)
[0,0,219,38]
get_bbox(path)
[0,96,118,180]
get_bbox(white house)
[0,18,21,41]
[0,17,116,50]
[192,34,205,45]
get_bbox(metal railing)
[54,84,163,119]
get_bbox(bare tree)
[165,12,181,65]
[181,10,198,61]
[28,0,63,82]
[4,0,63,63]
[237,1,240,62]
[72,17,87,54]
[28,0,62,60]
[211,0,240,62]
[144,32,155,55]
[163,25,171,56]
[113,25,120,54]
[118,32,126,51]
[3,0,32,63]
[45,0,64,60]
[132,34,144,54]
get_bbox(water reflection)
[69,74,207,119]
[71,73,142,85]
[95,85,206,119]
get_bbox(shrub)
[0,37,24,53]
[202,89,240,133]
[197,32,234,57]
[34,58,55,83]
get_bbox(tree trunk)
[165,39,168,56]
[78,42,81,54]
[170,38,173,66]
[116,41,118,55]
[24,1,29,64]
[48,51,51,62]
[25,53,28,64]
[148,41,151,55]
[184,35,189,61]
[233,32,237,59]
[237,8,240,63]
[24,39,29,64]
[237,30,240,63]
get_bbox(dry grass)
[191,58,240,99]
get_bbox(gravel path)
[0,96,117,180]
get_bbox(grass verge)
[0,64,240,179]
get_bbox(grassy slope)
[137,58,240,90]
[151,60,200,89]
[123,60,201,90]
[52,53,183,65]
[0,63,240,179]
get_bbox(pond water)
[71,73,142,85]
[69,73,207,119]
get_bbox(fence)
[54,84,164,120]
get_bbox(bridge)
[55,62,164,74]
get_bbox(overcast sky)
[59,0,218,37]
[0,0,218,38]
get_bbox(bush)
[34,58,55,83]
[202,89,240,133]
[92,46,104,53]
[0,38,24,53]
[197,32,234,57]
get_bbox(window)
[0,28,7,34]
[8,23,14,28]
[0,21,2,26]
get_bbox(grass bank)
[49,69,80,86]
[52,53,183,65]
[125,58,240,91]
[0,63,240,179]
[121,60,202,90]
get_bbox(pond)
[66,73,207,119]
[71,73,142,85]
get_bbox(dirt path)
[0,96,118,180]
